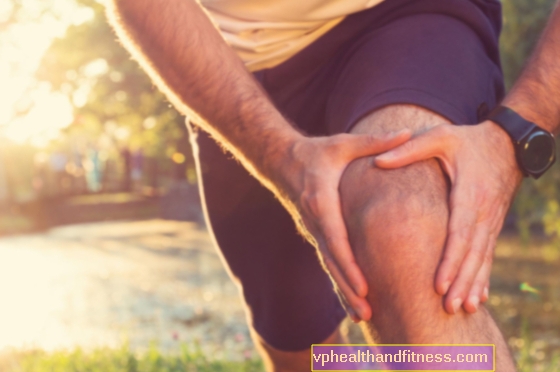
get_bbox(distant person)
[84,147,102,193]
[120,147,132,192]
[108,0,559,370]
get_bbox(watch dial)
[521,131,555,172]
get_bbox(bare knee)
[339,105,454,342]
[341,156,451,338]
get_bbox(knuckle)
[470,247,486,264]
[450,228,471,246]
[483,252,493,266]
[324,234,340,248]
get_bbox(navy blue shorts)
[190,0,505,351]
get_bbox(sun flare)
[0,0,94,145]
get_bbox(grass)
[0,343,264,372]
[2,338,559,372]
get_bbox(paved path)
[0,220,253,359]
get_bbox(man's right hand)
[267,130,411,322]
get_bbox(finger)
[435,187,478,297]
[375,125,453,169]
[479,211,505,304]
[334,286,361,323]
[464,235,496,312]
[444,223,491,314]
[314,187,368,298]
[321,252,372,321]
[339,130,412,160]
[481,285,490,303]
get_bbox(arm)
[375,2,560,314]
[502,0,560,134]
[107,0,412,321]
[107,0,297,186]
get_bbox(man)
[107,0,559,370]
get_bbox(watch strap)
[486,106,534,142]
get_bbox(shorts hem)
[344,88,473,133]
[254,304,347,352]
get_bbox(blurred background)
[0,0,559,371]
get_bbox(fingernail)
[469,295,480,311]
[483,287,489,300]
[348,309,360,323]
[440,280,451,295]
[451,298,462,314]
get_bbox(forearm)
[502,1,560,134]
[107,0,302,187]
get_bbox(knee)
[340,157,451,339]
[341,156,449,257]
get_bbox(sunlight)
[0,0,94,144]
[3,88,73,146]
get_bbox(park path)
[1,219,559,364]
[0,220,254,359]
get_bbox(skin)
[341,104,516,371]
[376,0,560,313]
[107,0,560,370]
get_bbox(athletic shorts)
[188,0,505,351]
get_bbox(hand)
[272,130,412,322]
[375,121,522,314]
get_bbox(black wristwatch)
[486,106,556,179]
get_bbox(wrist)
[502,94,559,135]
[481,120,524,181]
[255,120,306,187]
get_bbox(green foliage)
[32,0,560,238]
[515,319,560,372]
[36,0,192,164]
[3,344,263,372]
[500,0,557,90]
[500,0,560,244]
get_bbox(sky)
[0,0,95,146]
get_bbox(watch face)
[521,131,556,173]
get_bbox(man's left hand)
[375,120,523,314]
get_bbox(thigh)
[188,124,346,352]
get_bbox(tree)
[35,0,192,189]
[500,0,560,245]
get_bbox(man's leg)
[250,328,344,372]
[340,104,516,371]
[191,125,349,372]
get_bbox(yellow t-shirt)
[200,0,385,71]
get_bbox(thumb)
[341,129,412,159]
[375,125,451,168]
